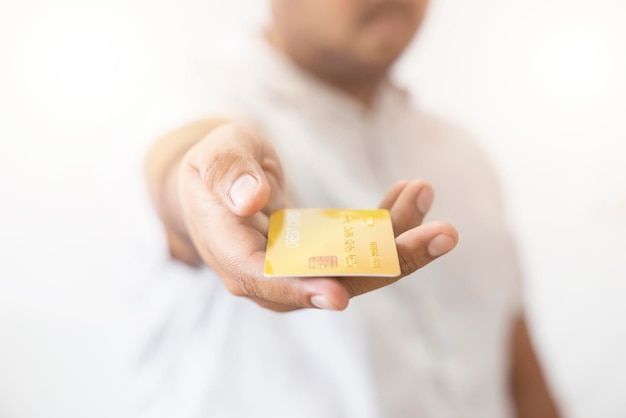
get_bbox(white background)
[1,0,625,417]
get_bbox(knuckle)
[342,279,368,298]
[238,277,259,299]
[202,149,244,191]
[220,255,260,299]
[398,250,422,277]
[224,280,246,297]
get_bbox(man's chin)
[360,12,417,50]
[356,29,415,67]
[356,43,407,70]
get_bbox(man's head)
[268,0,428,87]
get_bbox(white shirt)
[130,38,522,418]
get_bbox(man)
[142,0,560,416]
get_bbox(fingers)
[338,220,458,299]
[395,220,458,276]
[341,180,451,300]
[183,123,284,217]
[378,180,408,210]
[384,180,435,237]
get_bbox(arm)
[510,315,561,418]
[144,119,460,312]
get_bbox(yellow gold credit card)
[264,209,400,277]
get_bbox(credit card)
[264,208,401,277]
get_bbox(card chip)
[308,256,338,270]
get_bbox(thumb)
[228,173,268,216]
[184,123,283,216]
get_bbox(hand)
[178,123,458,312]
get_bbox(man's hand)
[170,122,457,312]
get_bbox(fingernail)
[417,187,434,214]
[229,174,257,209]
[311,295,335,310]
[428,234,456,257]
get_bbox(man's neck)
[266,31,385,108]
